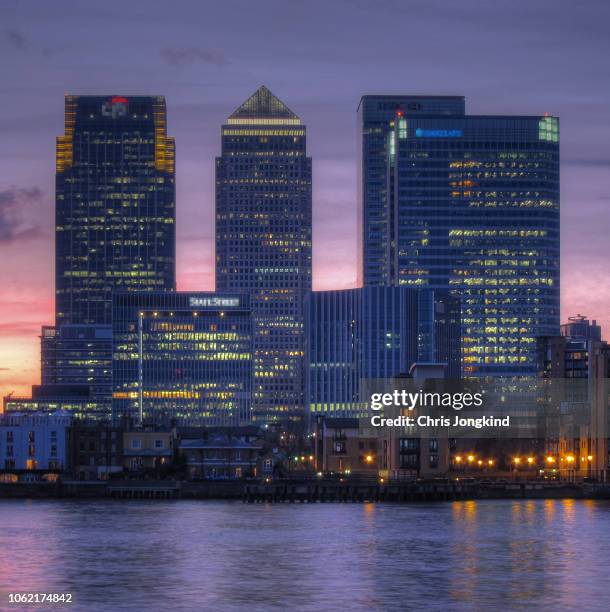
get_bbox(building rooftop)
[180,436,262,450]
[227,86,300,124]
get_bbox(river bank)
[2,478,610,502]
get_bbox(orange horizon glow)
[0,220,606,401]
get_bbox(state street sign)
[188,296,240,308]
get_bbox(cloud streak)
[4,28,27,50]
[0,187,45,242]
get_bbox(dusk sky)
[1,0,609,397]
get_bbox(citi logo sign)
[101,96,129,118]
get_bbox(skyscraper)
[384,107,560,376]
[51,95,176,412]
[215,86,312,424]
[55,95,176,326]
[357,96,466,286]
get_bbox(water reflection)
[0,499,609,611]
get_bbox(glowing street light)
[467,455,475,463]
[527,457,534,465]
[513,457,521,465]
[546,456,555,464]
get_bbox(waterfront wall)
[0,478,602,502]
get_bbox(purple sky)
[1,0,609,396]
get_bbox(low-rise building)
[0,412,72,476]
[123,429,174,473]
[315,364,453,479]
[314,417,379,476]
[180,434,262,479]
[71,421,124,480]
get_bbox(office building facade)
[41,324,112,406]
[306,286,461,416]
[215,86,312,424]
[3,385,104,420]
[112,292,252,426]
[381,103,559,376]
[560,314,602,342]
[537,317,610,479]
[538,316,607,380]
[357,96,466,286]
[55,95,176,327]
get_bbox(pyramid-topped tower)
[227,86,301,124]
[216,87,311,424]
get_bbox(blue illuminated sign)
[415,128,463,138]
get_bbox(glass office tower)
[385,110,560,376]
[357,96,465,286]
[112,292,252,426]
[215,86,312,424]
[306,287,461,417]
[55,95,176,326]
[41,324,112,407]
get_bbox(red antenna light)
[111,96,129,104]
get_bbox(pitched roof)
[228,86,300,123]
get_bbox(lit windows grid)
[55,96,176,327]
[216,93,312,423]
[112,293,252,426]
[388,115,559,376]
[357,96,466,287]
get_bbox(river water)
[0,499,608,611]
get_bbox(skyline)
[2,0,610,397]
